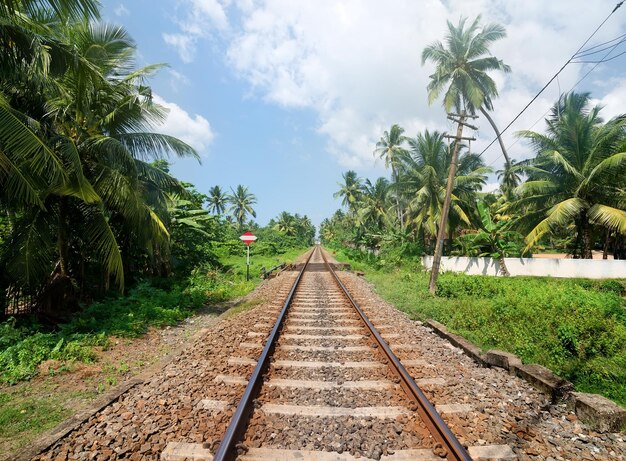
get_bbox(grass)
[331,247,626,408]
[0,384,83,455]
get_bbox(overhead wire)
[476,0,625,161]
[486,32,625,170]
[574,32,626,57]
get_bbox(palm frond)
[588,204,626,234]
[117,132,199,160]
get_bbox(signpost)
[239,232,257,281]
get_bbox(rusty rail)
[214,245,472,461]
[320,247,472,461]
[212,248,315,461]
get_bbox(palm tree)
[334,170,364,215]
[227,185,257,230]
[402,130,490,250]
[0,0,101,213]
[2,17,198,303]
[374,124,408,227]
[422,16,514,188]
[274,211,297,236]
[512,92,626,258]
[357,177,392,232]
[496,160,523,200]
[207,185,228,215]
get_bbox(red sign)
[239,232,257,245]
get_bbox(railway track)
[31,246,625,461]
[202,246,472,460]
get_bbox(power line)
[572,48,626,63]
[574,33,626,57]
[487,34,625,169]
[477,0,625,160]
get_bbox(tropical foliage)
[325,17,626,263]
[0,2,308,325]
[322,129,489,257]
[510,92,626,258]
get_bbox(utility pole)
[428,112,478,294]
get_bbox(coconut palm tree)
[2,17,198,302]
[334,170,364,215]
[374,124,408,227]
[422,16,514,189]
[402,130,490,250]
[227,185,257,230]
[0,0,102,212]
[274,211,297,236]
[357,177,392,232]
[207,185,228,215]
[512,92,626,258]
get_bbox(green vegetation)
[321,14,626,409]
[0,1,315,389]
[0,389,72,442]
[0,240,310,384]
[333,247,626,407]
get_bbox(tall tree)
[513,92,626,258]
[274,211,297,236]
[357,177,392,233]
[1,13,198,306]
[422,16,514,188]
[227,185,257,230]
[402,130,490,248]
[207,185,228,215]
[334,170,364,215]
[374,124,408,227]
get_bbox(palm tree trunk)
[498,256,510,276]
[603,229,611,260]
[579,211,593,259]
[392,168,404,228]
[479,107,512,169]
[58,198,70,278]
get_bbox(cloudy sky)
[102,0,626,227]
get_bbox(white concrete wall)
[422,256,626,279]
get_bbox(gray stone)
[468,444,517,460]
[426,320,486,365]
[512,363,573,402]
[483,350,522,373]
[573,392,626,433]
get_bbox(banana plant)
[456,201,525,276]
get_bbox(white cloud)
[168,69,190,92]
[163,0,230,62]
[595,78,626,119]
[114,3,129,16]
[227,1,626,171]
[163,33,196,64]
[153,94,215,154]
[168,0,626,170]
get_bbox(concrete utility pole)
[428,112,478,294]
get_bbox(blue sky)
[101,1,626,228]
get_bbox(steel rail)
[212,247,315,461]
[320,247,473,461]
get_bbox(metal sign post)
[239,232,257,281]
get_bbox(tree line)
[0,1,314,317]
[322,16,626,265]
